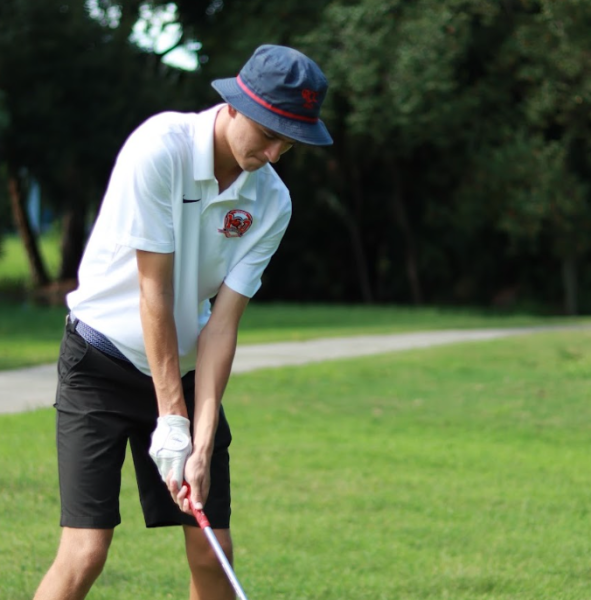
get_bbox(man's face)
[226,108,296,172]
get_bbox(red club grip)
[183,482,211,530]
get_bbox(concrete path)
[0,324,586,414]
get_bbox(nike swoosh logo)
[183,198,201,204]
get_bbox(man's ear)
[227,105,238,118]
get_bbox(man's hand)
[171,450,212,515]
[149,415,192,488]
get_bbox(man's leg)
[33,527,114,600]
[184,525,235,600]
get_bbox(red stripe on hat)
[237,75,318,124]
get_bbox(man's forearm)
[192,326,238,457]
[140,291,186,416]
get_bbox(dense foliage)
[0,91,10,252]
[1,0,591,313]
[0,0,192,278]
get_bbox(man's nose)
[264,140,285,164]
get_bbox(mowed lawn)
[1,330,590,599]
[2,231,591,370]
[1,299,590,370]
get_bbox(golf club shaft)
[201,525,249,600]
[184,484,250,600]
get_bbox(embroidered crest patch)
[218,209,254,238]
[301,88,319,110]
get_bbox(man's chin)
[242,158,267,172]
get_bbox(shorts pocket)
[58,328,90,382]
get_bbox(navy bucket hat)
[211,45,333,146]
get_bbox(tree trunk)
[59,204,87,281]
[327,152,374,304]
[562,255,578,315]
[392,162,423,305]
[347,214,374,304]
[7,166,50,287]
[320,189,374,304]
[348,161,374,304]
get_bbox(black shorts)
[54,317,232,530]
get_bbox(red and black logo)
[218,209,253,238]
[301,88,319,110]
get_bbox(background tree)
[0,0,191,288]
[295,0,520,304]
[453,0,591,314]
[0,90,11,258]
[292,0,591,312]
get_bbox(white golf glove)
[149,415,192,489]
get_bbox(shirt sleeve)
[224,203,292,298]
[107,127,176,254]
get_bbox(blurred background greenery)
[2,0,591,314]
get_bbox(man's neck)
[213,106,242,193]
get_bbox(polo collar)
[192,104,258,202]
[226,170,257,202]
[192,105,219,183]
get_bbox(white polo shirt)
[67,105,291,376]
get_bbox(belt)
[72,316,130,362]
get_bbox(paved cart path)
[0,324,587,414]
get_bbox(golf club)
[184,482,250,600]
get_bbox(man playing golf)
[34,44,332,600]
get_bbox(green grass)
[237,303,591,342]
[1,230,590,370]
[1,300,590,370]
[0,303,68,369]
[1,330,591,599]
[0,231,61,290]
